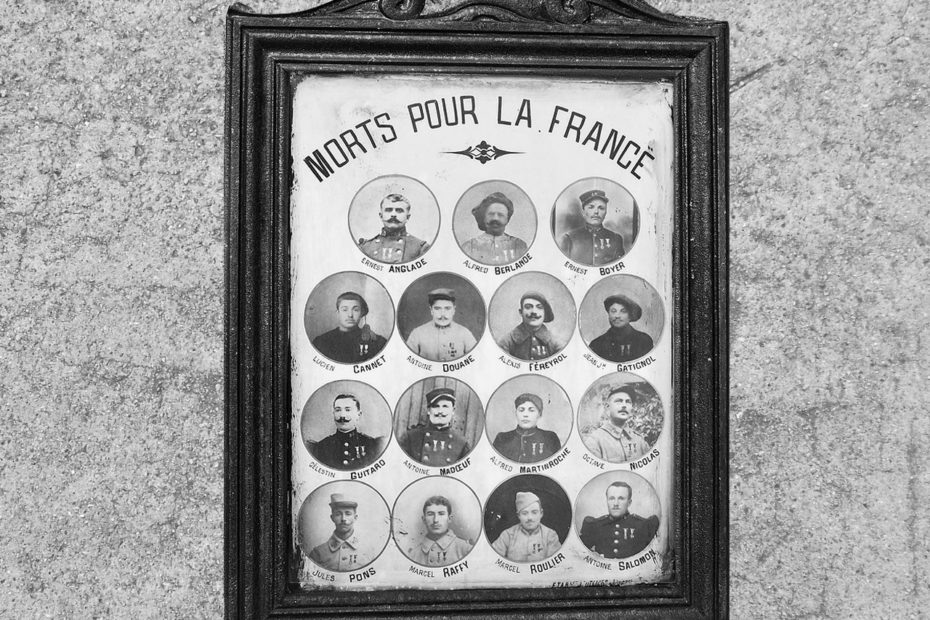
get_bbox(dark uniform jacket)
[559,225,625,266]
[498,323,563,361]
[312,326,387,364]
[307,430,385,470]
[492,427,561,463]
[580,512,659,559]
[358,226,429,263]
[399,423,470,466]
[589,325,655,362]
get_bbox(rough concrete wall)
[0,0,926,618]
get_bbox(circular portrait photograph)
[300,380,392,471]
[392,476,482,568]
[488,271,576,362]
[348,174,439,265]
[393,376,484,468]
[484,474,571,564]
[297,480,391,573]
[397,272,486,363]
[551,177,639,267]
[304,271,394,365]
[577,372,664,464]
[578,274,664,363]
[484,375,573,464]
[574,470,661,560]
[452,180,537,267]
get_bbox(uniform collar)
[514,427,540,437]
[510,322,551,344]
[519,524,543,537]
[607,324,634,337]
[598,420,636,440]
[328,532,359,551]
[584,224,605,234]
[421,529,456,552]
[427,421,453,432]
[380,226,407,238]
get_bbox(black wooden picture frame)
[225,0,728,617]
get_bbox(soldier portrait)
[574,471,661,560]
[578,372,664,464]
[579,274,664,363]
[348,175,439,264]
[452,180,536,266]
[488,271,575,362]
[297,481,390,573]
[484,474,571,564]
[394,377,484,468]
[300,380,391,471]
[304,271,393,365]
[398,272,485,363]
[392,477,480,568]
[551,177,639,267]
[485,375,572,464]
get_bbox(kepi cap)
[426,387,456,406]
[329,493,358,509]
[579,189,609,207]
[427,288,456,305]
[520,291,554,323]
[515,491,541,513]
[603,294,642,321]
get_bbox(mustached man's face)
[430,300,455,327]
[607,303,631,329]
[483,202,510,236]
[606,486,631,518]
[336,300,362,331]
[332,397,361,432]
[517,504,543,532]
[380,200,410,231]
[581,198,607,227]
[427,399,455,427]
[520,298,545,329]
[422,503,452,538]
[607,391,633,426]
[330,507,357,538]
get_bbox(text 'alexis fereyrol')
[302,95,657,183]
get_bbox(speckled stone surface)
[0,0,926,618]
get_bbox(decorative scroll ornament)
[446,141,523,164]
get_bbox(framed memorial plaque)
[225,0,728,617]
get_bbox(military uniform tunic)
[491,523,561,562]
[309,533,370,572]
[312,326,387,364]
[497,323,563,361]
[407,530,473,567]
[588,325,654,362]
[492,428,561,463]
[399,423,470,465]
[579,512,659,559]
[406,322,477,361]
[559,225,625,266]
[358,227,429,263]
[460,232,528,265]
[307,430,385,470]
[583,422,650,463]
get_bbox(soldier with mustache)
[490,491,561,563]
[307,393,386,470]
[398,387,471,466]
[460,192,528,265]
[497,292,565,361]
[357,193,429,264]
[582,386,650,463]
[558,189,625,266]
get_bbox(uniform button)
[614,539,619,543]
[425,432,431,437]
[613,548,619,553]
[344,451,350,455]
[446,458,451,463]
[343,460,349,465]
[423,455,430,461]
[343,442,349,447]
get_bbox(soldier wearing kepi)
[558,189,625,266]
[358,193,430,263]
[311,291,388,364]
[405,288,478,362]
[407,496,473,567]
[309,493,371,572]
[307,394,386,470]
[492,393,561,463]
[491,491,561,562]
[460,192,528,265]
[589,294,655,362]
[398,387,471,466]
[583,386,650,463]
[497,292,565,361]
[580,481,659,559]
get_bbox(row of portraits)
[298,472,661,572]
[301,373,663,469]
[305,271,664,365]
[348,175,641,268]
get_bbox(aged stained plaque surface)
[226,0,727,617]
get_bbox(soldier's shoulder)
[582,514,610,526]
